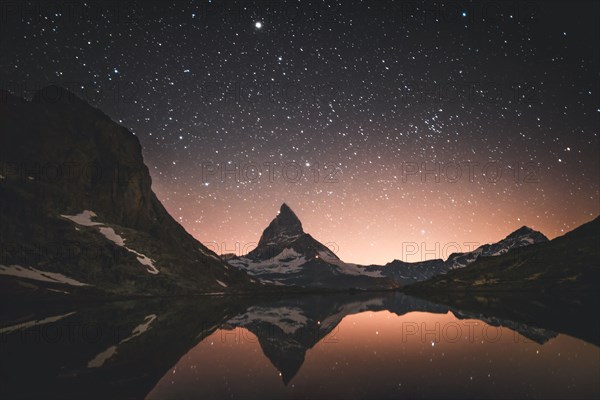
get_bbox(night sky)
[1,0,598,264]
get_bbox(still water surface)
[1,293,598,399]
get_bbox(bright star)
[255,21,262,29]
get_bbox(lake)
[1,292,598,399]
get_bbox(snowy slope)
[227,204,392,289]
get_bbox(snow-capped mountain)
[408,215,600,292]
[227,204,394,289]
[365,226,549,285]
[227,204,549,289]
[446,226,549,269]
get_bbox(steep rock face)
[0,86,253,296]
[228,204,394,290]
[247,203,305,260]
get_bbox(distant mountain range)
[407,215,600,292]
[0,86,254,297]
[366,225,549,284]
[227,203,551,289]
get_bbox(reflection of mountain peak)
[226,302,330,385]
[225,293,451,385]
[221,292,575,386]
[3,292,594,399]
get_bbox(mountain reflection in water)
[1,292,598,399]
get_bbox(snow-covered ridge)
[230,247,384,281]
[317,250,384,278]
[448,227,547,269]
[229,248,307,276]
[199,247,221,261]
[0,264,90,286]
[265,232,303,246]
[62,210,159,275]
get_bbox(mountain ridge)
[0,86,254,296]
[407,215,600,292]
[227,204,549,289]
[363,224,549,285]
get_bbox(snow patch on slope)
[98,226,125,246]
[62,210,159,275]
[125,248,159,275]
[199,246,222,261]
[522,237,535,244]
[266,232,302,246]
[317,250,384,277]
[216,280,228,288]
[62,210,101,226]
[231,248,307,276]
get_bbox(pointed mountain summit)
[251,203,304,255]
[228,204,393,289]
[247,203,335,261]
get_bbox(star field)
[1,0,598,264]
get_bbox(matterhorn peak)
[277,203,300,221]
[260,204,304,244]
[244,204,305,260]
